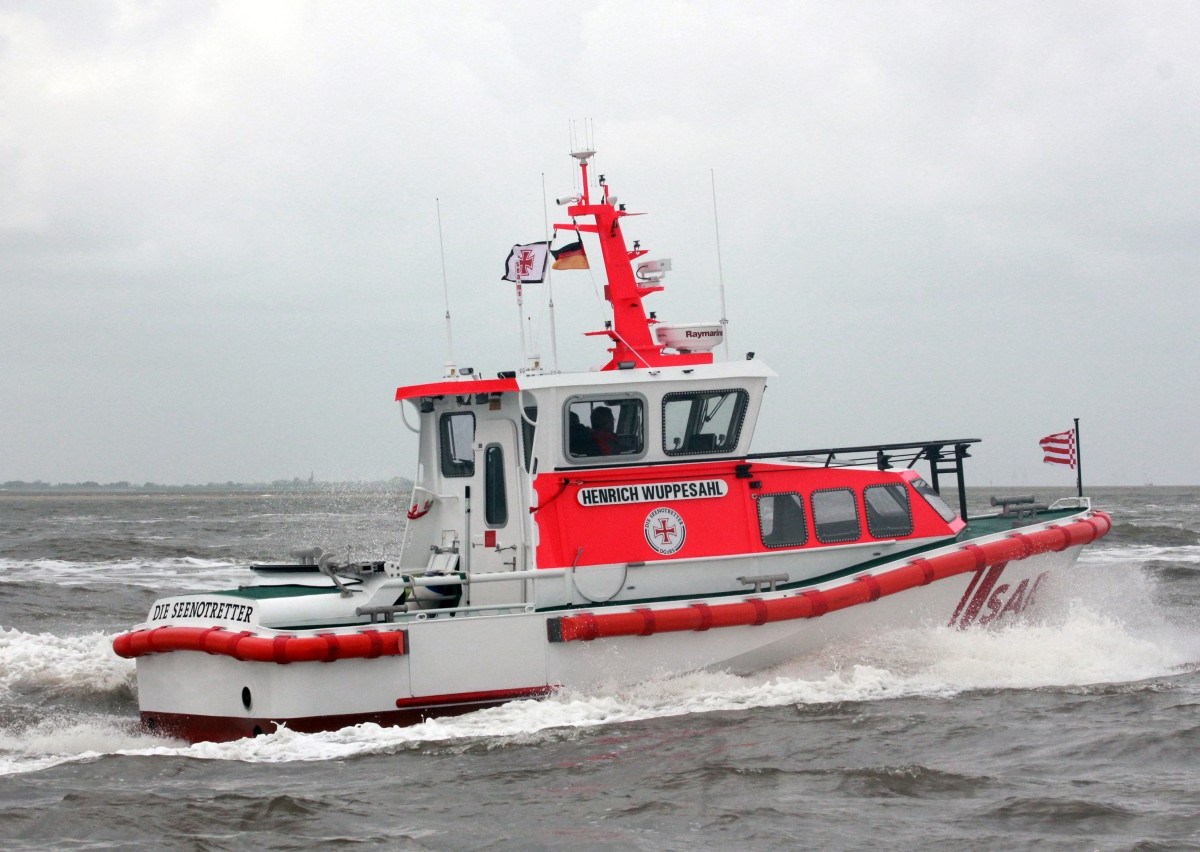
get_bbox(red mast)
[555,151,714,371]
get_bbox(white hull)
[127,515,1096,742]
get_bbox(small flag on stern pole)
[551,240,589,270]
[1039,428,1077,469]
[501,241,551,283]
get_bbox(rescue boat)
[114,148,1111,743]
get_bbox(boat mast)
[555,151,713,371]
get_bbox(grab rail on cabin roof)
[748,439,979,522]
[554,439,981,522]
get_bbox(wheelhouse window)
[757,492,808,548]
[864,483,913,538]
[911,477,957,523]
[565,396,645,460]
[484,444,507,526]
[812,488,862,543]
[662,389,748,455]
[439,412,475,478]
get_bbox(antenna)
[541,172,560,371]
[436,198,456,376]
[710,169,730,359]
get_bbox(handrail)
[413,602,535,618]
[555,438,981,473]
[552,437,980,522]
[405,567,570,587]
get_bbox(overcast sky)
[2,1,1197,487]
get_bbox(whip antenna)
[541,172,560,371]
[711,169,730,359]
[436,198,457,377]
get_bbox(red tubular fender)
[547,511,1112,643]
[111,626,406,662]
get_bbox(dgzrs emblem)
[644,507,686,555]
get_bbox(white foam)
[0,557,246,590]
[100,581,1200,766]
[0,717,171,777]
[1081,543,1200,566]
[0,627,134,698]
[3,550,1196,775]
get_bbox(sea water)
[1,486,1197,849]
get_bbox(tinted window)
[566,396,645,460]
[439,412,475,478]
[758,492,808,548]
[812,488,861,543]
[662,389,748,455]
[484,445,507,526]
[911,477,957,522]
[864,484,913,538]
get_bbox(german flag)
[551,241,589,270]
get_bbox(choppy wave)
[2,572,1195,777]
[0,627,134,699]
[1081,543,1200,566]
[0,557,248,590]
[1104,522,1200,548]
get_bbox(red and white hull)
[117,509,1109,743]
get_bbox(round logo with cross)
[644,507,686,555]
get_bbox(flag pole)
[516,274,528,373]
[1074,417,1083,497]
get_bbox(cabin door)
[464,416,526,607]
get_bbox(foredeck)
[958,508,1084,541]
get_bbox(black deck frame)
[555,438,982,522]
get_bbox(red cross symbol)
[516,249,537,277]
[652,518,677,545]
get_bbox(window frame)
[911,477,958,523]
[438,411,476,478]
[811,487,863,544]
[863,483,914,538]
[756,491,809,549]
[483,443,508,527]
[661,388,749,456]
[562,393,647,464]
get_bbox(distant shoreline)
[0,481,1185,496]
[0,479,413,495]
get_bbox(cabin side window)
[484,444,507,526]
[564,395,645,461]
[439,412,475,478]
[812,488,862,543]
[757,492,808,548]
[911,477,958,522]
[662,389,748,455]
[521,406,537,473]
[864,483,913,538]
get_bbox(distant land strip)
[1,478,413,493]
